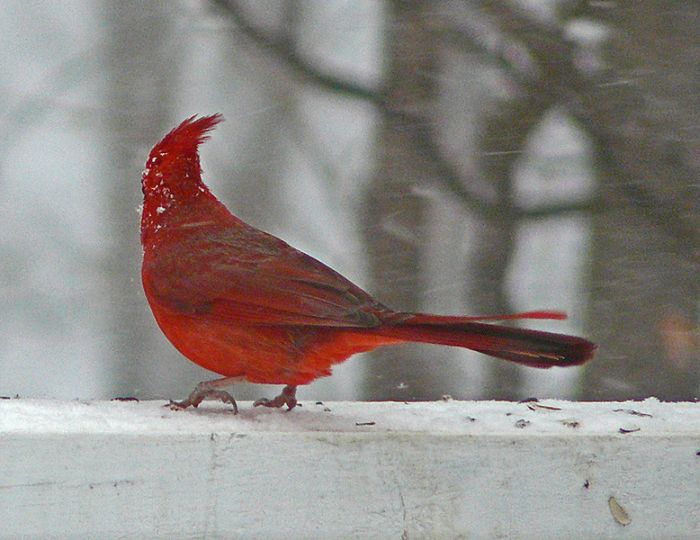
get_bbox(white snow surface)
[2,398,699,539]
[1,397,698,436]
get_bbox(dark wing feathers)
[145,226,385,327]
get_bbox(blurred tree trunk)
[469,93,552,399]
[579,1,700,399]
[465,0,699,398]
[452,1,584,399]
[361,0,452,400]
[101,1,180,396]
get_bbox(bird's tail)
[378,311,595,368]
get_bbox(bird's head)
[140,114,224,247]
[141,114,223,205]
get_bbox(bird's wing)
[143,225,387,327]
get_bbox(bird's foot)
[167,380,239,414]
[254,385,297,411]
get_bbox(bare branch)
[465,1,699,256]
[210,0,379,102]
[211,0,603,224]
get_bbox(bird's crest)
[153,114,224,156]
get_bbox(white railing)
[1,398,698,539]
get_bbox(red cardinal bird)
[140,115,595,413]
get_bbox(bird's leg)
[254,385,298,411]
[168,376,244,414]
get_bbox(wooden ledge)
[1,398,698,539]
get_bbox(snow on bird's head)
[142,114,223,191]
[140,114,224,226]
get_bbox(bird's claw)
[166,386,238,414]
[254,385,298,411]
[166,399,197,411]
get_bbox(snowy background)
[1,0,698,403]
